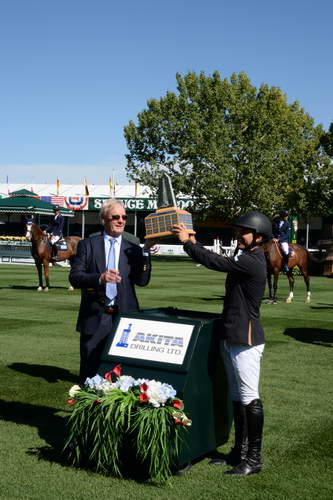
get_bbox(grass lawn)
[0,259,332,499]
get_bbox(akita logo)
[116,323,132,348]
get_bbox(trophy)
[144,174,193,239]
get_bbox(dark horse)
[25,221,81,291]
[264,240,311,304]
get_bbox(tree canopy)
[124,71,333,220]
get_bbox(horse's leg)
[43,260,50,292]
[36,259,43,291]
[299,265,311,303]
[267,272,273,301]
[272,272,279,303]
[286,270,294,303]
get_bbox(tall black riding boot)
[209,401,248,466]
[225,398,264,475]
[282,254,289,273]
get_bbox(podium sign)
[99,307,232,467]
[109,317,194,365]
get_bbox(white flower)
[115,375,136,392]
[144,380,176,407]
[69,384,81,398]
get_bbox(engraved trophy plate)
[144,174,193,239]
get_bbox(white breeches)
[280,242,289,256]
[50,235,61,245]
[221,340,264,406]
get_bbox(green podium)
[98,307,232,466]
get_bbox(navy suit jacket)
[45,214,64,237]
[272,218,291,243]
[69,235,151,335]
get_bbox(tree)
[124,71,332,220]
[320,122,333,157]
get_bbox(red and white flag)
[51,196,65,206]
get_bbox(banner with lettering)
[88,197,193,212]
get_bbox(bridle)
[25,221,33,241]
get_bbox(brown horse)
[25,221,81,292]
[263,240,311,304]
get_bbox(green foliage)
[320,121,333,156]
[64,385,184,483]
[124,71,333,219]
[1,264,333,498]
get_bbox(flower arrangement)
[0,236,27,241]
[64,364,191,483]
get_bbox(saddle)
[55,238,68,251]
[277,242,294,258]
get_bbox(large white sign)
[108,317,194,365]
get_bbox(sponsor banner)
[89,197,193,212]
[108,317,194,365]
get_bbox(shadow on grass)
[0,399,69,466]
[310,303,333,310]
[283,328,333,347]
[0,285,70,290]
[201,295,225,302]
[8,363,78,383]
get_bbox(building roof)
[0,183,153,199]
[0,195,73,216]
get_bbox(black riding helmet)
[279,210,289,218]
[233,210,272,243]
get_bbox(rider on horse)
[272,210,291,272]
[44,205,64,259]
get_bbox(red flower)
[113,364,122,377]
[104,364,122,382]
[140,392,148,402]
[140,382,148,392]
[171,399,184,410]
[174,417,182,425]
[94,399,102,405]
[67,398,75,405]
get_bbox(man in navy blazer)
[69,199,155,383]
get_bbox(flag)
[108,177,113,195]
[84,177,89,196]
[51,196,65,206]
[56,178,61,196]
[65,196,88,210]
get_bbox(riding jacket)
[272,217,291,243]
[45,214,64,237]
[183,241,266,346]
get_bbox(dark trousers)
[79,313,114,384]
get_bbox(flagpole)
[82,177,89,239]
[134,181,138,237]
[82,210,85,238]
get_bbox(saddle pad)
[56,240,68,251]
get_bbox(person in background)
[69,199,156,383]
[44,205,64,259]
[272,210,291,272]
[172,211,272,476]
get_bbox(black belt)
[104,306,118,315]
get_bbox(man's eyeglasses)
[104,215,128,221]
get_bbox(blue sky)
[0,0,332,186]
